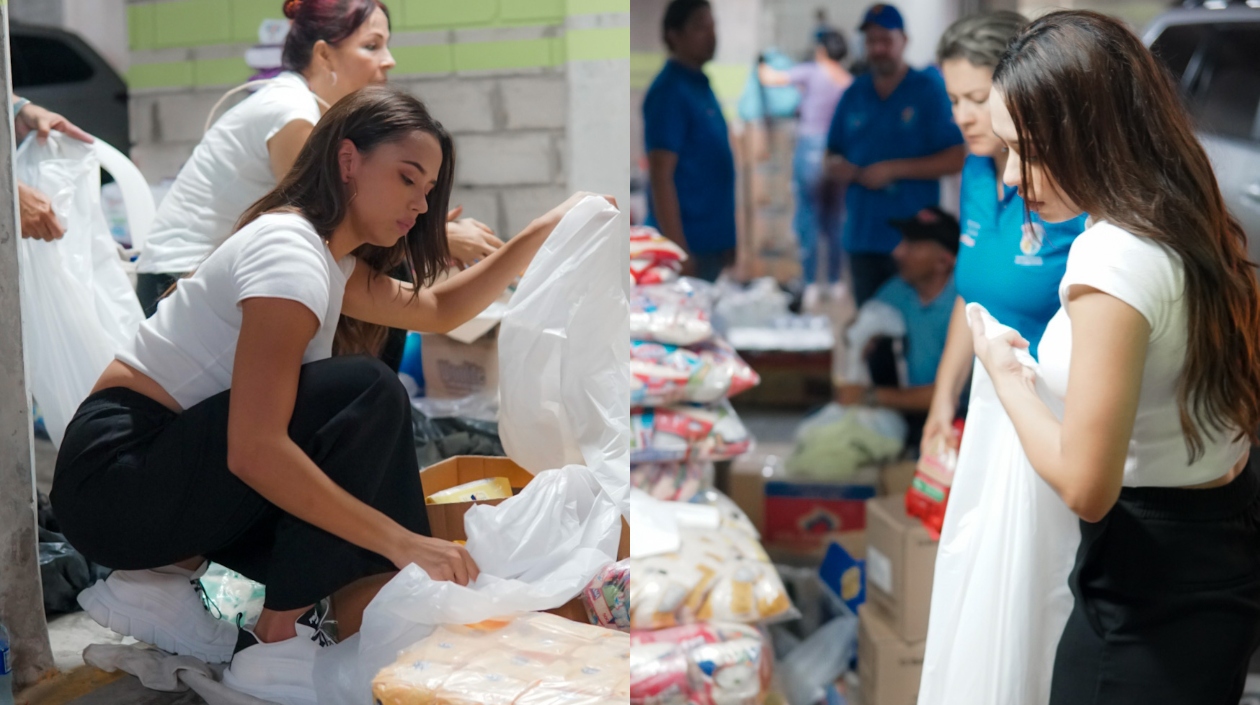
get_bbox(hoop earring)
[330,71,338,87]
[347,180,358,204]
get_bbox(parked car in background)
[1145,0,1260,264]
[9,21,129,155]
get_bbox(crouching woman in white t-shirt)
[973,11,1260,705]
[50,85,612,705]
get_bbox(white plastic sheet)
[16,133,144,447]
[498,196,631,515]
[917,304,1080,705]
[313,467,621,705]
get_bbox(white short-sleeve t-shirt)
[137,72,322,275]
[118,213,356,410]
[1038,220,1249,487]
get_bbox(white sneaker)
[222,602,336,705]
[802,283,825,313]
[77,563,238,663]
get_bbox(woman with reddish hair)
[135,0,499,319]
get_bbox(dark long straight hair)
[993,10,1260,460]
[236,84,454,356]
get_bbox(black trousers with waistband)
[1050,455,1260,704]
[50,355,429,611]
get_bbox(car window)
[1152,21,1260,144]
[10,34,95,89]
[1150,24,1206,83]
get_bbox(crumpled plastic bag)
[497,196,631,516]
[785,402,906,480]
[16,133,144,447]
[844,300,906,386]
[411,405,504,469]
[314,467,622,705]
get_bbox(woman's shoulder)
[235,211,322,248]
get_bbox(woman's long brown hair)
[993,10,1260,461]
[235,84,454,356]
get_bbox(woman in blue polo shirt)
[921,11,1087,449]
[643,0,737,283]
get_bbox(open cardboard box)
[420,456,629,626]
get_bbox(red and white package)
[630,339,760,407]
[630,622,773,705]
[630,279,715,346]
[630,227,686,286]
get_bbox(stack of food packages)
[630,268,793,705]
[630,274,760,501]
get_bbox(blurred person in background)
[643,0,737,283]
[825,3,966,305]
[758,30,853,308]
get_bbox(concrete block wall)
[124,0,628,240]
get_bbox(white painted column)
[565,11,632,220]
[0,2,57,690]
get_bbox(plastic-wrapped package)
[785,402,905,481]
[631,528,796,629]
[581,560,630,632]
[199,564,266,629]
[689,489,759,539]
[630,226,686,286]
[630,459,711,502]
[630,278,716,346]
[632,402,752,465]
[630,622,773,705]
[631,340,760,407]
[372,613,629,705]
[713,277,791,330]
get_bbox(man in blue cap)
[826,3,966,305]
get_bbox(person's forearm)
[993,378,1098,514]
[233,439,409,561]
[649,177,688,253]
[929,297,975,413]
[880,145,966,181]
[874,384,936,412]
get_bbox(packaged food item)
[632,402,752,465]
[630,279,715,347]
[905,418,964,539]
[630,459,711,502]
[581,560,630,631]
[630,622,773,705]
[425,476,514,505]
[630,528,795,629]
[630,340,759,407]
[372,613,629,705]
[688,489,759,539]
[630,226,687,286]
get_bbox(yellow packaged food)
[424,476,513,505]
[372,612,629,705]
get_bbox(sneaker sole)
[222,666,317,705]
[77,579,235,663]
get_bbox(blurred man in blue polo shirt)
[643,0,738,283]
[826,3,966,304]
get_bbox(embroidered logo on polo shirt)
[1016,221,1045,265]
[961,219,981,247]
[901,106,915,124]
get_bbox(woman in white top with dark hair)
[53,85,613,705]
[974,10,1260,704]
[135,0,499,317]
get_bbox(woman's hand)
[920,400,957,456]
[968,307,1035,394]
[16,102,93,144]
[387,533,481,586]
[445,206,501,267]
[18,183,64,241]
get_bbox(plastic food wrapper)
[713,277,792,330]
[631,339,760,407]
[918,304,1079,705]
[314,467,622,704]
[425,477,513,505]
[631,278,716,346]
[372,613,629,705]
[630,622,773,705]
[498,196,631,516]
[581,560,630,631]
[905,418,964,538]
[631,226,686,286]
[688,489,759,539]
[199,564,266,629]
[631,459,711,502]
[630,527,796,629]
[634,401,753,463]
[16,133,145,447]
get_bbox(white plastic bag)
[844,300,905,386]
[498,196,631,515]
[313,466,621,705]
[918,304,1080,705]
[16,134,144,447]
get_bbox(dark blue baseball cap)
[860,4,905,32]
